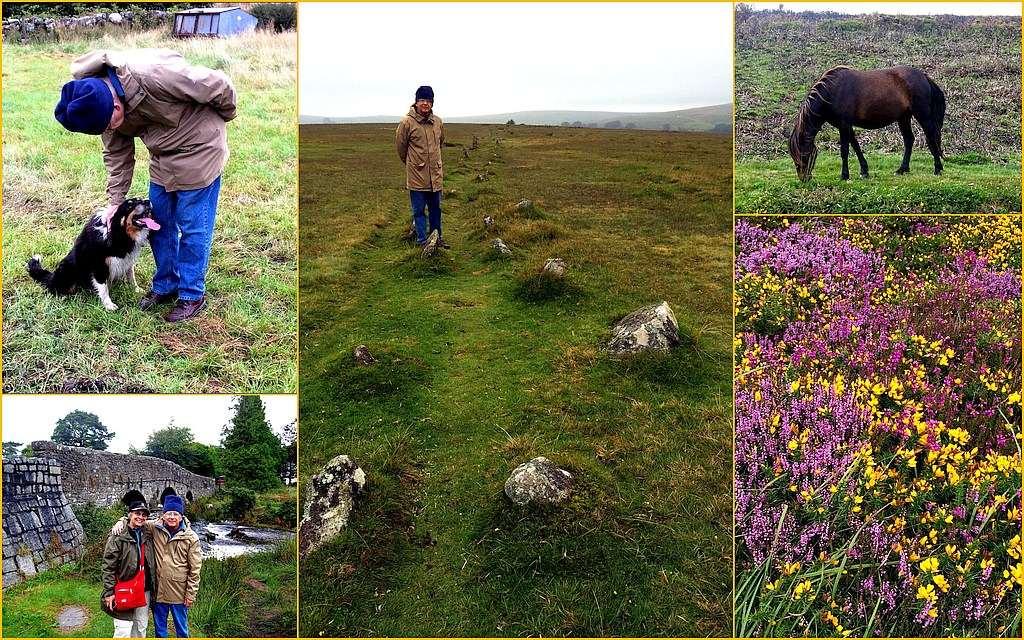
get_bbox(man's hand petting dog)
[102,202,119,228]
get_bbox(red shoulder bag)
[113,542,147,610]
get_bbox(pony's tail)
[927,76,946,158]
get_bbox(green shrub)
[249,3,296,31]
[72,503,125,545]
[223,487,257,519]
[262,495,297,528]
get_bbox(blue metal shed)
[173,6,257,38]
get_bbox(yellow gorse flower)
[793,579,813,600]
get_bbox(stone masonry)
[2,456,85,589]
[2,10,169,43]
[31,441,216,508]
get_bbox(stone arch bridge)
[30,441,217,508]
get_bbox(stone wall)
[2,456,85,590]
[31,441,217,509]
[2,10,169,43]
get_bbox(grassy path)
[299,124,733,636]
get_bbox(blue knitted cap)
[54,77,113,135]
[415,85,434,102]
[162,494,185,514]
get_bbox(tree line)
[2,396,296,491]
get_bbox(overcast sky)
[2,396,296,454]
[299,2,734,118]
[750,2,1021,15]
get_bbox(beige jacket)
[71,49,237,203]
[395,106,444,191]
[146,521,202,604]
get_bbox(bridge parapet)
[30,441,216,508]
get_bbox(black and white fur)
[26,198,160,311]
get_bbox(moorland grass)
[298,124,733,636]
[1,29,296,393]
[735,154,1022,214]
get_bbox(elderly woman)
[101,500,155,638]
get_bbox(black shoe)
[139,290,177,311]
[165,297,207,323]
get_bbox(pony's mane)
[792,66,853,141]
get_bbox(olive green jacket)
[396,105,444,191]
[70,48,237,204]
[101,526,156,620]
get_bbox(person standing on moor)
[54,48,237,322]
[396,85,449,248]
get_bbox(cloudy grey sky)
[299,2,734,118]
[2,396,296,454]
[750,2,1021,15]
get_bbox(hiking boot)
[139,290,177,311]
[165,297,207,323]
[439,239,451,249]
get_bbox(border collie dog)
[27,198,161,311]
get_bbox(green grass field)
[736,153,1022,214]
[734,9,1021,214]
[298,123,733,636]
[1,29,296,393]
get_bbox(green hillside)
[300,104,733,133]
[734,8,1021,213]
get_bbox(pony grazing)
[788,65,946,182]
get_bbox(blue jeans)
[409,190,442,245]
[148,177,221,301]
[152,602,189,638]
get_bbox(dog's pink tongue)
[142,219,161,230]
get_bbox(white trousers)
[112,592,150,638]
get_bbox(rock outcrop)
[504,457,573,506]
[606,301,680,355]
[299,455,366,558]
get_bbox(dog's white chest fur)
[107,241,145,280]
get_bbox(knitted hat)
[162,494,185,515]
[415,85,434,102]
[54,77,114,135]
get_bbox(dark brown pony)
[788,66,945,181]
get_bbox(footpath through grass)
[1,29,296,393]
[736,154,1022,214]
[298,123,733,636]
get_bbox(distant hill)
[299,103,733,133]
